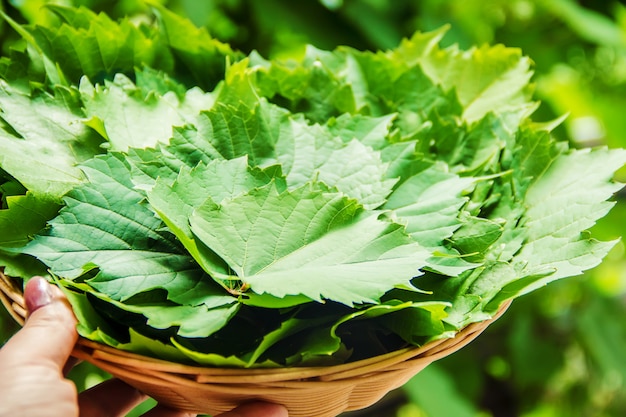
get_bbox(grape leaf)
[87,288,240,338]
[0,193,60,249]
[23,154,217,305]
[0,82,104,200]
[383,163,474,249]
[392,29,535,122]
[150,2,243,91]
[190,183,430,305]
[510,148,626,289]
[147,157,280,276]
[274,118,396,209]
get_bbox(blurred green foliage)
[1,0,625,416]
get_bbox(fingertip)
[24,279,77,339]
[24,276,75,322]
[24,276,53,315]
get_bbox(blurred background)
[1,0,625,416]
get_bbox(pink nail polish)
[24,277,53,314]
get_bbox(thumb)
[0,277,78,370]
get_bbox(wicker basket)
[0,271,509,417]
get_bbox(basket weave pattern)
[0,271,509,417]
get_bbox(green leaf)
[12,5,174,84]
[122,90,284,189]
[451,216,504,262]
[134,66,188,99]
[252,46,363,123]
[252,41,462,134]
[0,252,49,278]
[147,303,237,338]
[190,183,430,305]
[334,300,451,345]
[513,148,626,287]
[89,289,240,338]
[505,126,568,198]
[0,192,60,249]
[432,113,511,175]
[246,313,338,366]
[0,83,104,200]
[383,163,474,249]
[79,73,214,152]
[349,51,463,138]
[393,30,535,122]
[122,328,193,364]
[283,326,351,366]
[23,154,215,305]
[326,113,395,150]
[151,3,243,91]
[57,279,128,345]
[0,9,67,86]
[169,339,265,368]
[148,157,279,276]
[274,118,396,209]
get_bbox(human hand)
[0,277,288,417]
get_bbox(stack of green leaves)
[0,5,624,368]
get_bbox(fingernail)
[24,277,53,314]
